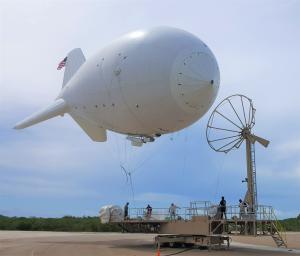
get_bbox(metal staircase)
[272,230,287,248]
[270,210,287,248]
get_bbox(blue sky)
[0,0,299,219]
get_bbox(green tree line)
[0,215,299,232]
[0,215,121,232]
[280,215,300,232]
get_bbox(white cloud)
[0,175,98,198]
[275,138,300,156]
[135,192,189,205]
[0,131,107,173]
[0,114,134,174]
[259,164,300,182]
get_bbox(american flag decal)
[57,57,67,70]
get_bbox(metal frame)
[112,202,287,248]
[120,204,278,222]
[206,94,255,153]
[155,234,230,250]
[206,95,258,227]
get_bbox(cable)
[131,149,158,175]
[120,165,129,183]
[120,165,135,201]
[180,129,189,176]
[124,139,127,167]
[161,248,194,256]
[128,172,135,201]
[213,154,225,201]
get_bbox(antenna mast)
[206,94,269,234]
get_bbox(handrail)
[271,208,287,245]
[123,204,276,221]
[128,207,189,221]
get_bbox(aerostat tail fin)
[14,99,68,129]
[62,48,86,88]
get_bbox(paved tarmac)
[0,231,299,256]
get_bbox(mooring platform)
[111,201,287,248]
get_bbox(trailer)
[155,234,230,250]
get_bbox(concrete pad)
[0,231,299,256]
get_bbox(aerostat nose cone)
[171,51,220,113]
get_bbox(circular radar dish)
[206,94,255,153]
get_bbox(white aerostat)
[15,27,220,146]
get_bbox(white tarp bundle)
[208,205,218,217]
[99,205,123,223]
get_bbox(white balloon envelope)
[15,27,220,146]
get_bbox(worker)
[238,199,247,234]
[146,204,152,218]
[219,196,227,219]
[239,199,247,219]
[169,203,180,220]
[124,202,129,220]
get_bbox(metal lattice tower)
[251,143,258,207]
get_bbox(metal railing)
[128,207,187,221]
[270,208,287,245]
[125,202,276,222]
[187,201,211,218]
[213,204,275,221]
